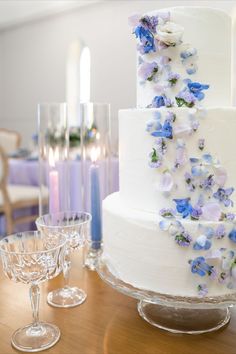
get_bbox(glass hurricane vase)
[36,211,91,308]
[0,231,67,352]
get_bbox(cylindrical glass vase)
[38,103,69,216]
[80,103,111,270]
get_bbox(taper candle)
[90,147,101,249]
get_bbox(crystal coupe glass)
[36,211,91,308]
[0,231,67,352]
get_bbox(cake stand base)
[137,300,230,334]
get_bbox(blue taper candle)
[90,158,101,249]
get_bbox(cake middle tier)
[119,107,236,212]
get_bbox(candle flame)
[90,146,101,163]
[48,147,59,168]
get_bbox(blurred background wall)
[0,0,235,150]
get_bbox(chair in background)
[0,128,21,154]
[0,146,48,235]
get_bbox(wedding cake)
[102,7,236,298]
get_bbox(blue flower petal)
[159,220,171,231]
[193,242,202,250]
[191,166,204,177]
[204,240,212,250]
[229,229,236,243]
[202,154,213,164]
[205,227,214,239]
[190,157,200,164]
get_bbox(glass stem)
[63,252,71,289]
[30,284,40,327]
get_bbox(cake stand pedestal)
[97,259,236,334]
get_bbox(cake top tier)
[130,7,232,108]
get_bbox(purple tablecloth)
[0,157,119,235]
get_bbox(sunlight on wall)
[66,40,91,126]
[80,46,91,103]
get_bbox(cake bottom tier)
[103,192,236,298]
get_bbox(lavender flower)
[225,213,235,221]
[215,225,226,239]
[155,137,167,155]
[175,89,196,108]
[190,205,202,220]
[167,72,180,86]
[148,148,162,168]
[198,138,205,151]
[175,231,192,247]
[199,174,215,191]
[191,119,200,132]
[175,141,187,169]
[159,208,176,218]
[165,111,176,123]
[213,187,234,207]
[140,15,159,33]
[219,272,228,284]
[197,284,208,297]
[209,267,218,280]
[138,61,159,82]
[185,172,196,192]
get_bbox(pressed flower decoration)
[180,47,198,75]
[138,61,159,82]
[131,11,236,297]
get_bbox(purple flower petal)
[157,171,174,192]
[174,123,192,136]
[214,166,227,187]
[205,249,222,260]
[202,202,221,221]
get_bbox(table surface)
[1,252,236,354]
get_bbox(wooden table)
[1,252,236,354]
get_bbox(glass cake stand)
[97,258,236,334]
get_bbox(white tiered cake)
[103,7,236,298]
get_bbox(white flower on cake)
[156,21,184,46]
